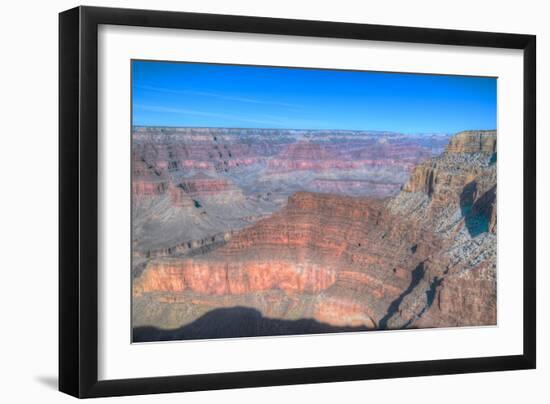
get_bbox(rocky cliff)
[445,130,497,153]
[385,130,497,328]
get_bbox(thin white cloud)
[134,84,303,110]
[135,104,287,127]
[134,103,331,129]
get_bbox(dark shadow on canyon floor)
[133,306,371,342]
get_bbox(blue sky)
[132,60,496,134]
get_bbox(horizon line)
[132,125,490,134]
[131,125,497,135]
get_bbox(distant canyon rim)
[131,128,497,342]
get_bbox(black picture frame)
[59,5,536,398]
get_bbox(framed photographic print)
[59,6,536,398]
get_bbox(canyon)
[132,128,496,341]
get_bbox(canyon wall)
[132,129,496,339]
[131,128,448,269]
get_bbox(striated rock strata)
[133,130,496,340]
[131,127,448,274]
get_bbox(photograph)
[130,60,498,342]
[1,1,543,401]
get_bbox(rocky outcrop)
[396,130,496,230]
[445,130,497,153]
[402,131,496,195]
[384,130,497,328]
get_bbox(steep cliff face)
[396,130,496,230]
[385,130,497,328]
[402,130,496,199]
[445,130,497,153]
[132,128,269,174]
[133,130,496,338]
[135,258,338,296]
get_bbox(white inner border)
[98,25,524,381]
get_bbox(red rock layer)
[135,258,337,296]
